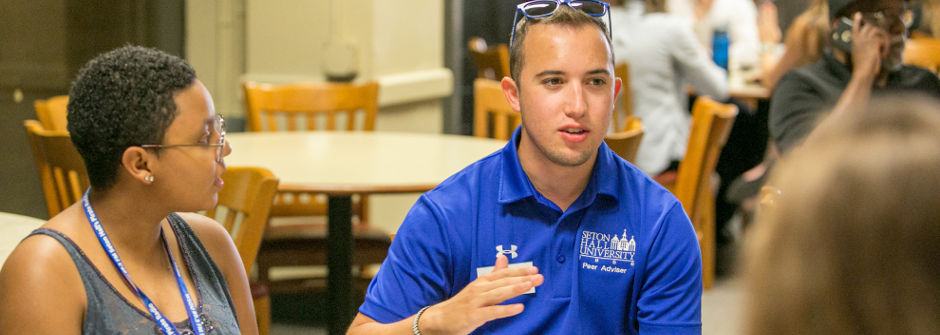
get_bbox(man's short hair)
[508,4,612,85]
[67,45,197,190]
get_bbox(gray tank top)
[29,213,241,334]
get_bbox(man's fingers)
[476,274,543,293]
[481,264,539,281]
[480,303,525,322]
[493,254,509,270]
[477,276,541,306]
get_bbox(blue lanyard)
[82,191,206,335]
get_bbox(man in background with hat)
[769,0,940,154]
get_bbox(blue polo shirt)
[360,128,702,334]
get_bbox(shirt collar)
[497,127,619,209]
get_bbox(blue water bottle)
[712,27,730,71]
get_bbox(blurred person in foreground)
[769,0,940,154]
[743,94,940,335]
[347,1,702,334]
[0,46,256,334]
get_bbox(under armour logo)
[495,244,518,259]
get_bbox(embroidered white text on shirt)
[579,229,636,267]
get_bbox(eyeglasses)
[509,0,611,50]
[141,115,226,163]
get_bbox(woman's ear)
[501,77,522,112]
[122,147,154,184]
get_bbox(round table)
[225,131,505,333]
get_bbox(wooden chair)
[604,116,644,163]
[468,37,510,80]
[903,37,940,73]
[242,80,390,296]
[669,97,738,289]
[24,120,88,218]
[206,167,279,335]
[33,95,70,132]
[473,78,521,140]
[613,63,633,132]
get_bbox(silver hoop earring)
[145,175,154,183]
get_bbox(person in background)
[743,94,940,335]
[608,0,728,175]
[348,2,703,334]
[667,0,766,72]
[761,0,832,90]
[0,46,256,334]
[769,0,940,154]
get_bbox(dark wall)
[0,0,184,218]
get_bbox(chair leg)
[255,295,270,335]
[701,193,716,290]
[251,282,271,335]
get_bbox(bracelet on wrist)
[413,306,431,335]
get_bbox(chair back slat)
[24,120,89,217]
[473,78,521,140]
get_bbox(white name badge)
[475,261,536,294]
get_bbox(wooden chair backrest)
[604,116,644,163]
[613,63,633,131]
[674,97,738,223]
[242,80,376,220]
[673,97,737,289]
[242,81,379,132]
[205,167,279,272]
[473,78,520,140]
[903,37,940,73]
[24,120,89,217]
[34,95,70,132]
[468,37,510,80]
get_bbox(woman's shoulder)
[171,212,243,273]
[0,209,86,332]
[172,212,234,253]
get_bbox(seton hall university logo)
[579,229,636,266]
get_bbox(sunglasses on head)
[510,0,611,49]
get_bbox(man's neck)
[517,141,595,213]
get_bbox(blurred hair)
[744,94,940,335]
[67,45,197,190]
[787,0,831,65]
[509,4,612,85]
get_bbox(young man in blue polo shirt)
[347,2,702,334]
